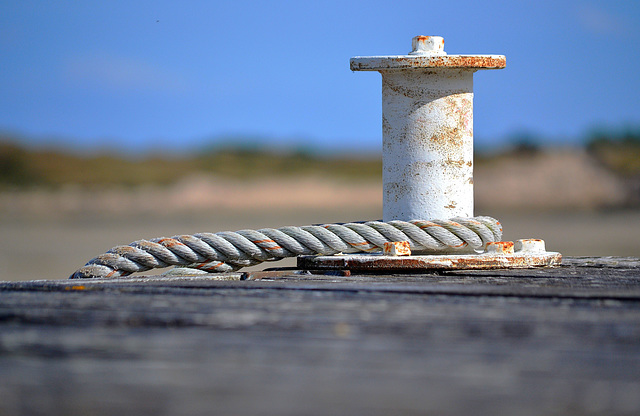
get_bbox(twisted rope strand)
[70,216,502,279]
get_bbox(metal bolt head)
[485,241,515,255]
[383,241,412,256]
[515,239,546,253]
[409,35,446,56]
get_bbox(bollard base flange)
[298,240,562,272]
[298,252,562,272]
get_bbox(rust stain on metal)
[351,55,506,72]
[487,241,515,255]
[383,241,412,256]
[443,157,467,169]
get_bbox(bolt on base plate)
[298,239,562,272]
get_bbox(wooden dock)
[1,256,639,415]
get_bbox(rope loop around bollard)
[70,216,503,279]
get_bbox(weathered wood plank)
[1,256,639,415]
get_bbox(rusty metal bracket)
[299,240,562,272]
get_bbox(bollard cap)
[351,35,506,71]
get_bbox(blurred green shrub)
[0,137,381,189]
[587,127,640,177]
[0,142,40,187]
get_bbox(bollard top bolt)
[350,35,505,71]
[409,36,446,56]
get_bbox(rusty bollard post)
[351,36,506,222]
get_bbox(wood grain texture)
[1,257,639,415]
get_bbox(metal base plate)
[298,251,562,272]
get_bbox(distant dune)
[0,148,632,217]
[475,148,628,211]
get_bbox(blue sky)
[1,0,639,154]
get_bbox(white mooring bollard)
[71,35,563,279]
[351,36,506,222]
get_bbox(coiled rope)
[70,216,502,279]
